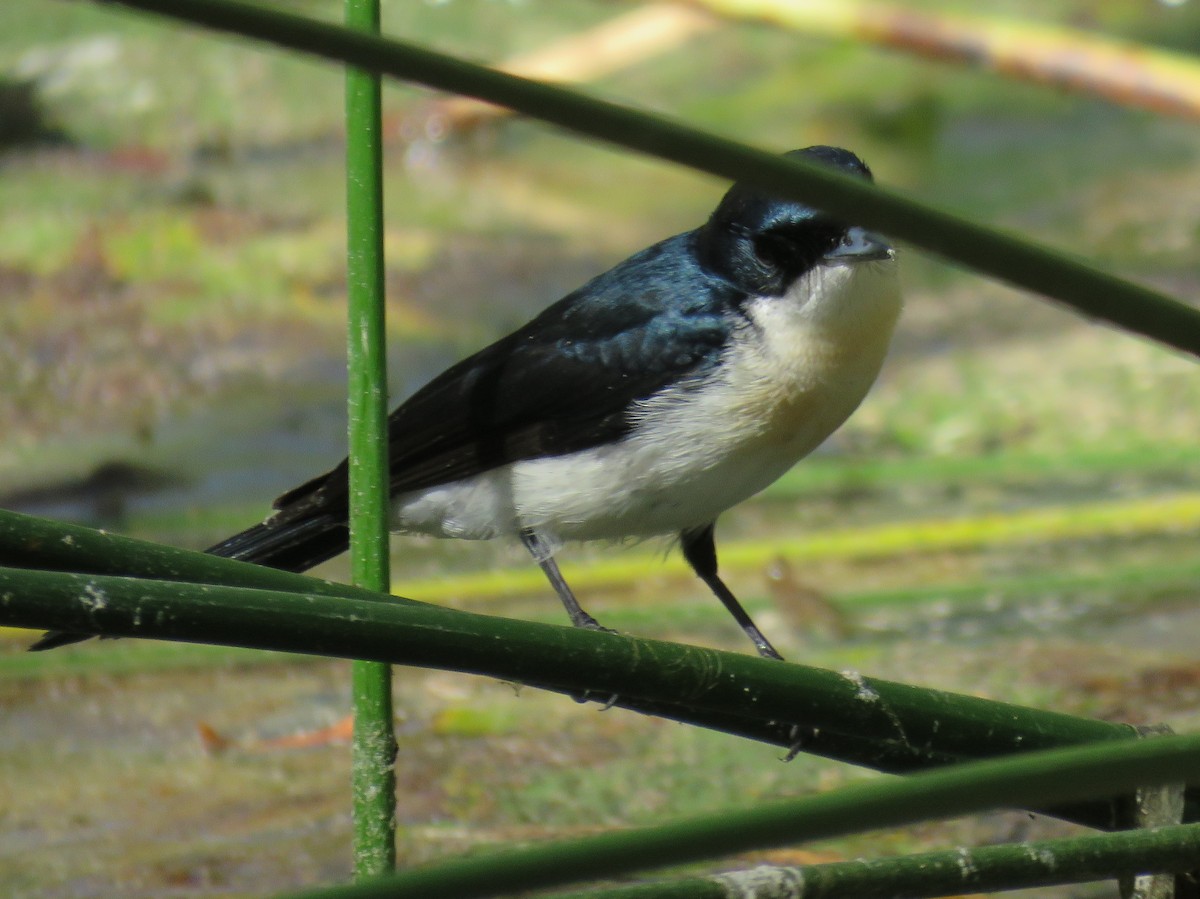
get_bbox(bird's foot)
[756,640,785,661]
[571,611,618,635]
[782,723,808,762]
[572,690,620,710]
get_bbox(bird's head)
[695,146,893,298]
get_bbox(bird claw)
[572,690,620,710]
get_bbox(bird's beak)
[822,226,894,264]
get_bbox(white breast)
[392,258,901,547]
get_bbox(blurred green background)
[1,1,1199,896]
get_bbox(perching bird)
[33,146,900,659]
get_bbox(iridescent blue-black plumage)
[253,146,877,535]
[214,231,751,577]
[33,145,894,657]
[697,145,873,296]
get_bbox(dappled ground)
[2,0,1200,895]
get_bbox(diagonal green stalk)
[5,559,1178,833]
[283,733,1200,899]
[0,510,1048,778]
[344,0,396,877]
[90,0,1200,362]
[0,564,1132,761]
[536,822,1200,899]
[0,500,981,779]
[0,508,412,606]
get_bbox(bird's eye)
[752,221,845,271]
[751,233,790,268]
[815,222,848,254]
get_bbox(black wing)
[206,231,743,570]
[385,233,740,491]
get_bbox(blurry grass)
[3,0,1198,462]
[373,491,1200,604]
[0,635,302,682]
[479,717,854,829]
[868,325,1200,457]
[0,1,612,154]
[771,444,1200,497]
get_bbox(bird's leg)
[521,528,621,708]
[681,524,785,660]
[520,528,609,631]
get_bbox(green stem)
[0,562,1162,836]
[344,0,395,877]
[0,507,409,605]
[541,821,1200,899]
[0,566,1131,759]
[0,510,1017,777]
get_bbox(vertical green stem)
[344,0,396,878]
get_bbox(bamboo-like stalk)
[89,0,1200,363]
[536,822,1200,899]
[344,0,396,877]
[0,560,1155,811]
[0,508,405,604]
[0,509,973,777]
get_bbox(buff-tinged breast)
[718,260,901,454]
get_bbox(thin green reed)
[344,0,397,877]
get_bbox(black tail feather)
[28,631,107,651]
[205,514,350,573]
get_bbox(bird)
[32,145,900,660]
